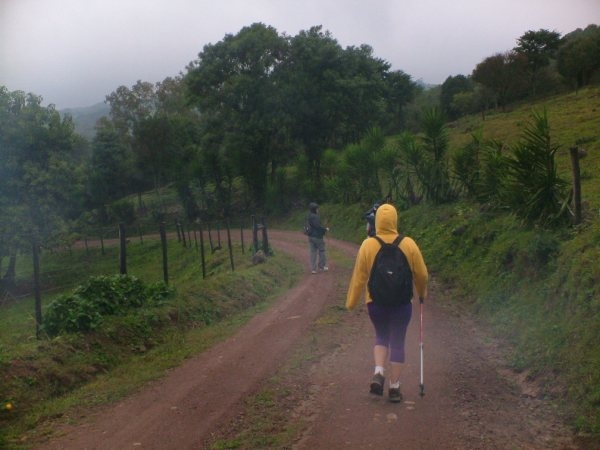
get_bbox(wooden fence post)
[251,215,259,253]
[32,237,42,339]
[119,223,127,275]
[240,224,245,254]
[261,218,270,255]
[180,222,187,248]
[226,219,234,271]
[175,220,182,242]
[570,146,582,225]
[208,222,214,252]
[198,221,206,279]
[160,222,169,285]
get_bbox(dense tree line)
[1,22,598,285]
[440,25,600,120]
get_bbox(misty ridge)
[61,102,111,139]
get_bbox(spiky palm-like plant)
[504,109,570,227]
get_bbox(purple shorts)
[367,301,413,363]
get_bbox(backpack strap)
[373,235,385,247]
[373,235,404,247]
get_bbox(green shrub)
[43,275,173,336]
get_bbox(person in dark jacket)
[365,202,380,237]
[307,202,329,274]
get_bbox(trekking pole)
[419,297,425,397]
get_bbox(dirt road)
[37,231,578,449]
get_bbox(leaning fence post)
[32,237,42,339]
[261,217,270,255]
[119,222,127,275]
[180,221,187,248]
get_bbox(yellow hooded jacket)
[346,203,428,310]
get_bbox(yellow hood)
[345,203,429,309]
[374,203,398,236]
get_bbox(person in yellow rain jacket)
[346,203,428,403]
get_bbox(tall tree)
[105,80,157,139]
[382,70,419,133]
[557,25,600,90]
[88,117,137,210]
[186,23,288,209]
[514,29,561,96]
[0,88,83,284]
[471,51,529,111]
[440,75,473,120]
[278,26,416,196]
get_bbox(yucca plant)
[503,109,570,227]
[420,107,456,204]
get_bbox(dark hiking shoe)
[369,373,385,396]
[389,387,403,403]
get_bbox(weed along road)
[39,230,578,449]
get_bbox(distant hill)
[61,102,110,140]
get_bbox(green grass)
[448,86,600,212]
[0,234,302,448]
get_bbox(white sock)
[374,366,385,375]
[389,381,401,389]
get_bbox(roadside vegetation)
[1,21,599,448]
[0,240,302,447]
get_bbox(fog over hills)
[61,102,110,139]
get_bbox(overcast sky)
[1,0,599,109]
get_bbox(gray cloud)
[1,0,598,109]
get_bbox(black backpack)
[367,235,413,306]
[302,216,311,235]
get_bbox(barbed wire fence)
[0,215,272,338]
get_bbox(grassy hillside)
[441,87,600,439]
[448,86,600,212]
